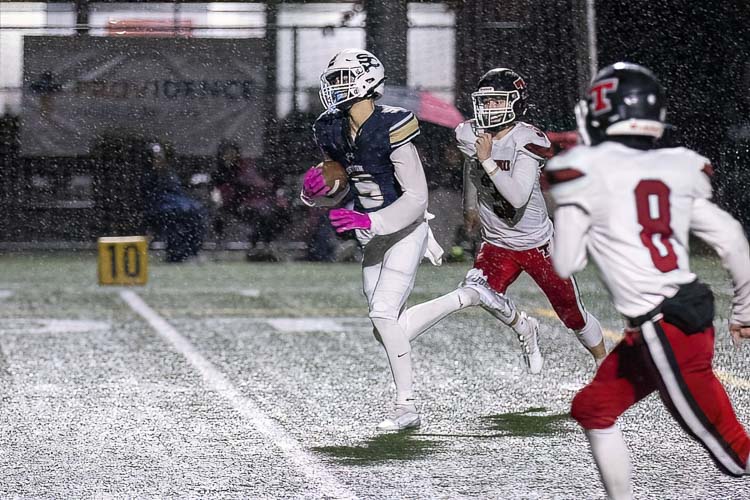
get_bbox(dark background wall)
[454,0,750,227]
[454,0,593,131]
[596,0,750,225]
[596,0,750,157]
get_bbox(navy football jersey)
[313,105,420,213]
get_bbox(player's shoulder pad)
[673,146,713,178]
[313,108,342,132]
[545,145,593,187]
[454,120,478,157]
[313,108,343,152]
[545,145,601,213]
[378,105,421,149]
[669,146,715,199]
[512,122,553,161]
[313,108,344,141]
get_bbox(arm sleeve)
[481,152,539,209]
[368,142,429,235]
[690,198,750,324]
[463,157,478,213]
[551,204,591,279]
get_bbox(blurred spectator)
[142,142,207,263]
[268,91,344,262]
[271,90,324,180]
[305,211,338,262]
[417,123,462,190]
[211,140,289,260]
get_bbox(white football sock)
[575,312,607,365]
[586,426,633,500]
[399,288,479,342]
[576,312,605,349]
[371,317,415,405]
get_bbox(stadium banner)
[21,36,265,157]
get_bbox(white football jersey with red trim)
[455,120,554,250]
[547,141,750,320]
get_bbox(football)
[319,160,348,196]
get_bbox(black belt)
[625,307,662,328]
[625,280,713,333]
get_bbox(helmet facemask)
[471,88,521,130]
[319,67,364,110]
[574,99,593,146]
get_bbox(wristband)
[481,158,500,176]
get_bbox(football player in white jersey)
[547,62,750,499]
[300,49,443,431]
[398,68,607,373]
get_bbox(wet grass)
[415,407,573,440]
[480,407,573,437]
[313,429,440,465]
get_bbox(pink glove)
[329,208,371,233]
[302,166,329,198]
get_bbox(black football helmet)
[472,68,529,130]
[577,62,666,145]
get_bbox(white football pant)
[363,221,428,406]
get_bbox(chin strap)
[472,122,515,137]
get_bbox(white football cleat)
[516,314,543,374]
[461,269,515,324]
[376,403,421,432]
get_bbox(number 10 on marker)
[97,236,149,285]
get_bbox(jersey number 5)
[352,173,385,209]
[634,180,678,273]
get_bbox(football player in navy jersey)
[300,49,443,431]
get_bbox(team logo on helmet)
[513,77,526,90]
[355,53,380,72]
[589,78,619,115]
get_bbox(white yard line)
[0,318,110,335]
[119,290,356,500]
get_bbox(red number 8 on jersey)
[635,180,679,273]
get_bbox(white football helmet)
[319,49,385,110]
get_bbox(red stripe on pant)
[472,241,587,330]
[571,321,750,476]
